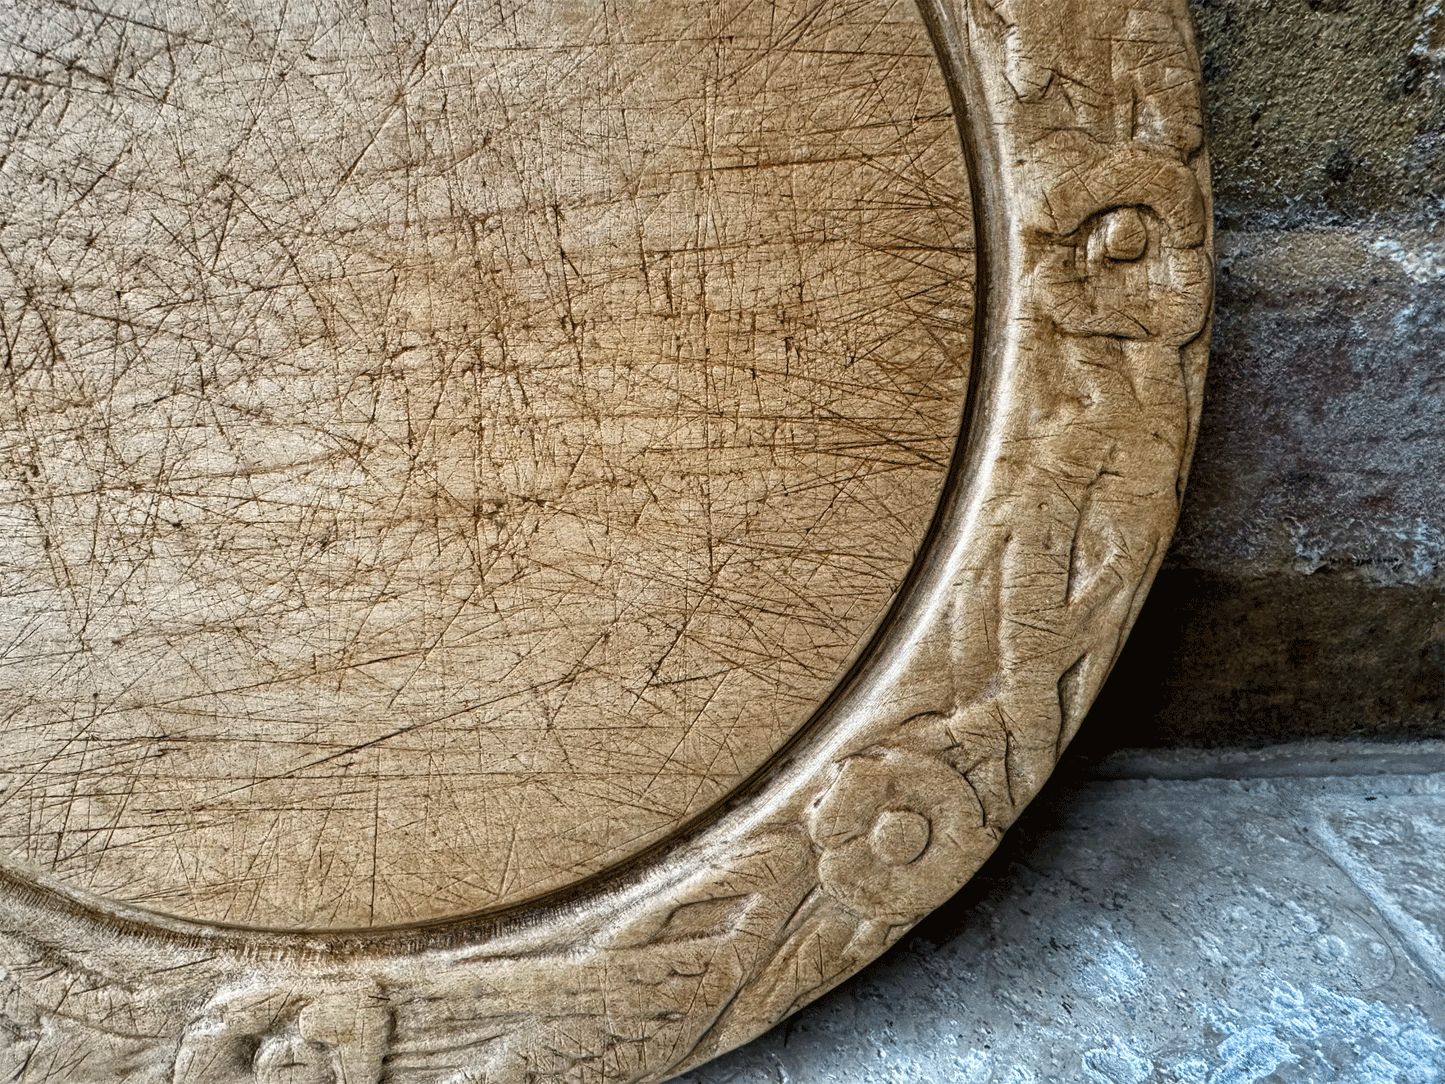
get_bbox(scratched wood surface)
[0,0,973,929]
[0,0,1208,1081]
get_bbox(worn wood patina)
[0,0,1208,1079]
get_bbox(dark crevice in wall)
[1085,570,1444,749]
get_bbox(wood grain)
[0,0,973,929]
[0,0,1209,1080]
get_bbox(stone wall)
[1088,0,1445,747]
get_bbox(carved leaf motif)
[173,984,390,1084]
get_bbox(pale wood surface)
[0,0,973,929]
[0,1,1208,1080]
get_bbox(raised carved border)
[0,1,1209,1080]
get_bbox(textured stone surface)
[677,743,1445,1084]
[1091,224,1445,746]
[1097,0,1445,743]
[1182,229,1445,583]
[1192,0,1445,229]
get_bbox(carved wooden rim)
[0,1,1210,1079]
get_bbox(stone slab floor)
[677,742,1445,1084]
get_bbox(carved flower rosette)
[0,0,1209,1080]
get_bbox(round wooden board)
[0,0,1210,1080]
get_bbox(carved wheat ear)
[0,0,1207,1079]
